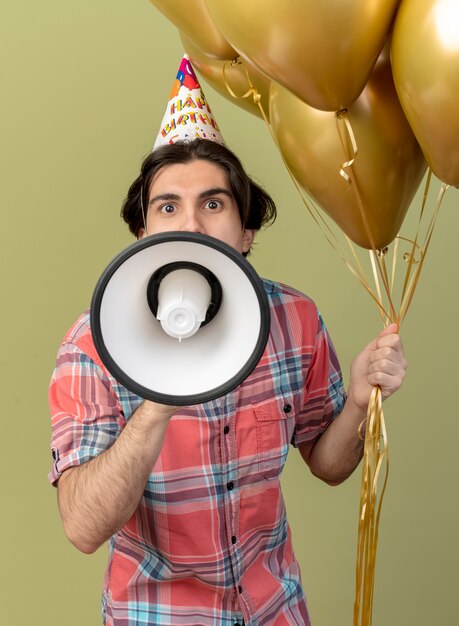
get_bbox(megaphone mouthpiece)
[156,268,212,341]
[147,261,223,341]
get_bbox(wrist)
[345,386,369,419]
[137,400,177,424]
[122,401,175,451]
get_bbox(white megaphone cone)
[91,232,270,406]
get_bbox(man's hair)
[121,139,277,239]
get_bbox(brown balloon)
[270,55,427,249]
[392,0,459,186]
[205,0,400,111]
[149,0,237,60]
[180,34,271,120]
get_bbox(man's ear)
[242,228,256,254]
[137,227,146,240]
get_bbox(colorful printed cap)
[153,55,225,149]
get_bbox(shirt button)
[231,535,237,544]
[283,403,292,413]
[223,425,230,434]
[238,585,243,594]
[227,481,234,491]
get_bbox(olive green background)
[1,2,457,624]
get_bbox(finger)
[369,344,405,363]
[368,359,403,376]
[367,371,405,393]
[367,371,394,389]
[370,352,408,376]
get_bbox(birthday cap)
[153,55,225,149]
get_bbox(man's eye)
[205,199,221,210]
[160,204,176,214]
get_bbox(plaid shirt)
[49,279,345,626]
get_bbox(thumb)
[378,322,399,339]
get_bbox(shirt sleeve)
[48,340,126,485]
[291,310,346,447]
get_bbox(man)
[49,139,406,626]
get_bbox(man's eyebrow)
[148,193,180,206]
[198,187,233,200]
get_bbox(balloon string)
[335,111,398,323]
[336,110,358,183]
[399,181,447,323]
[354,386,388,626]
[352,184,446,626]
[222,58,262,105]
[343,235,392,323]
[140,187,148,235]
[390,237,399,294]
[337,117,445,626]
[400,170,432,304]
[369,250,388,327]
[378,251,391,302]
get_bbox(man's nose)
[180,209,204,233]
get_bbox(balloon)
[149,0,237,60]
[391,0,459,186]
[205,0,400,111]
[180,34,271,120]
[269,53,427,249]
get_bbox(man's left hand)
[347,323,407,411]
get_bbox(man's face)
[141,160,255,254]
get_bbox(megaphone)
[90,232,270,406]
